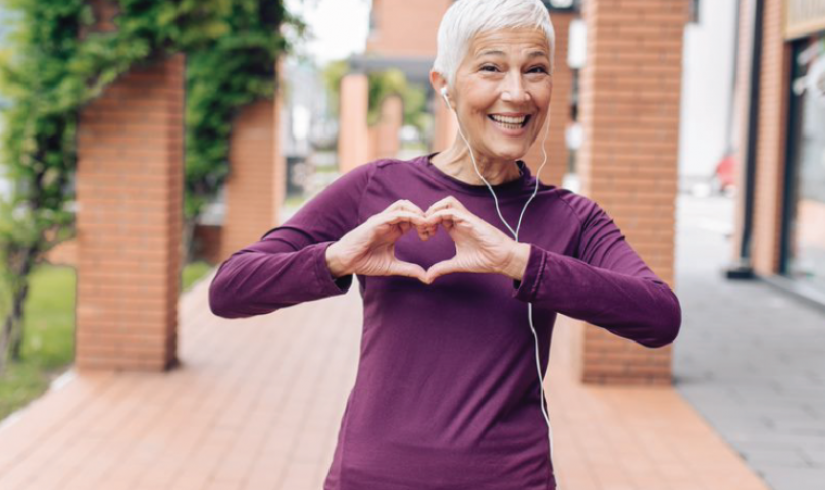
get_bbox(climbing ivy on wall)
[185,0,299,239]
[0,0,300,371]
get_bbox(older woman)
[209,0,682,488]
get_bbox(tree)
[0,0,300,373]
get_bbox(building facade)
[728,0,825,307]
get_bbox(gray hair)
[433,0,556,90]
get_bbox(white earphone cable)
[441,87,556,483]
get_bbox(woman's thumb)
[425,258,460,284]
[387,259,428,283]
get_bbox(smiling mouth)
[488,114,531,130]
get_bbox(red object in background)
[714,153,737,193]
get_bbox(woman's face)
[449,27,553,162]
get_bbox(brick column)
[565,0,688,385]
[522,11,574,187]
[750,0,791,275]
[75,53,185,372]
[369,94,403,161]
[338,73,370,173]
[219,98,281,261]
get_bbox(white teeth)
[490,114,527,124]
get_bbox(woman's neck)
[431,142,522,186]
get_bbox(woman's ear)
[430,69,452,109]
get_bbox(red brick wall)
[366,0,453,57]
[338,73,370,173]
[730,0,792,276]
[751,0,791,275]
[571,0,688,385]
[219,98,280,262]
[75,53,185,372]
[368,94,403,161]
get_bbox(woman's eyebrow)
[476,49,548,59]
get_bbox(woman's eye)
[480,65,499,72]
[529,66,548,74]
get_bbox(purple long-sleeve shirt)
[209,152,681,490]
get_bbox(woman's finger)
[424,198,453,235]
[387,259,428,283]
[426,198,474,233]
[382,210,436,242]
[425,257,462,284]
[401,199,426,216]
[395,200,433,241]
[379,210,428,227]
[426,195,468,215]
[386,199,427,219]
[424,208,470,231]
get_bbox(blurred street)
[674,193,825,490]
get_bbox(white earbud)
[440,87,450,107]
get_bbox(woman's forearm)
[209,240,352,319]
[510,243,681,348]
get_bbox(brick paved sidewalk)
[0,267,770,489]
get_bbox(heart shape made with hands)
[383,197,520,285]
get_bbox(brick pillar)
[338,73,370,173]
[522,11,574,187]
[75,53,185,372]
[566,0,688,385]
[432,92,457,153]
[219,98,281,261]
[369,94,403,160]
[750,0,791,276]
[273,61,288,225]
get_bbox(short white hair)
[433,0,556,90]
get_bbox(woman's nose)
[501,71,530,103]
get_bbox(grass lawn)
[182,260,214,293]
[0,264,75,422]
[0,260,214,423]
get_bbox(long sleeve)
[208,163,375,319]
[511,195,681,348]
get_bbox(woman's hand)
[325,199,431,283]
[423,196,530,284]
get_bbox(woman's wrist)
[325,242,350,279]
[500,242,531,281]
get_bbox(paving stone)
[759,466,825,490]
[801,448,825,466]
[737,447,812,468]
